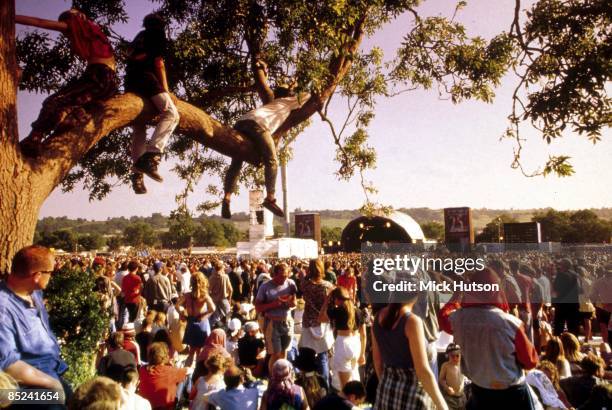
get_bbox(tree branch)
[29,93,266,198]
[274,8,370,138]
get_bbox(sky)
[16,0,612,220]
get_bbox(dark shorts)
[596,307,611,324]
[125,70,165,98]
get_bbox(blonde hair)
[148,342,170,366]
[331,287,355,330]
[0,371,17,408]
[68,376,122,410]
[191,272,209,300]
[154,311,167,328]
[538,360,560,390]
[205,353,232,375]
[560,332,582,362]
[308,259,324,280]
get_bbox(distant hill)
[37,207,612,235]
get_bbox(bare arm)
[438,362,452,394]
[317,291,332,323]
[255,298,282,314]
[406,315,448,410]
[4,360,63,390]
[371,326,383,378]
[154,57,170,93]
[358,323,367,365]
[204,295,216,318]
[15,15,67,32]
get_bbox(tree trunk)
[0,0,36,274]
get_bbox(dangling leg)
[131,122,148,194]
[250,124,283,217]
[134,92,180,182]
[222,158,244,219]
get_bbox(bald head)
[11,245,54,277]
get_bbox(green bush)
[45,265,109,388]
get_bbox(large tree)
[1,0,609,272]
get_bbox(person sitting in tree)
[221,62,310,218]
[125,13,180,194]
[16,9,119,158]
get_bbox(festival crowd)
[6,4,612,410]
[1,244,611,410]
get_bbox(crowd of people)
[1,244,611,410]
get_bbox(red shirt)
[138,365,187,409]
[122,273,142,304]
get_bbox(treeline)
[476,209,611,243]
[35,214,244,251]
[35,207,611,251]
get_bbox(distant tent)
[341,211,425,252]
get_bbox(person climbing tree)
[221,62,309,218]
[125,13,179,194]
[16,8,119,158]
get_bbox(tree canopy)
[15,0,609,214]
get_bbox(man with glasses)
[0,245,69,409]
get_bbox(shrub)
[45,264,110,387]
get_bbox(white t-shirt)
[114,270,129,287]
[181,271,192,294]
[238,94,310,133]
[191,376,226,410]
[121,388,152,410]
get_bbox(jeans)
[223,119,278,196]
[131,92,179,161]
[209,299,231,328]
[315,350,330,389]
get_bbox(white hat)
[244,321,259,333]
[228,318,242,337]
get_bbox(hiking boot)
[20,131,44,158]
[131,172,147,194]
[221,199,231,219]
[134,152,163,182]
[262,197,284,217]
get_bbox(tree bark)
[0,0,42,274]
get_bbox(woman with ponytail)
[320,287,366,390]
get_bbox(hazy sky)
[16,0,612,220]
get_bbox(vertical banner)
[295,213,321,247]
[249,190,273,240]
[444,207,474,252]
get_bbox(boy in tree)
[125,13,180,194]
[16,9,119,157]
[221,63,310,218]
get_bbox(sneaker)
[262,197,284,217]
[20,131,44,158]
[134,153,163,182]
[221,199,231,219]
[131,172,147,194]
